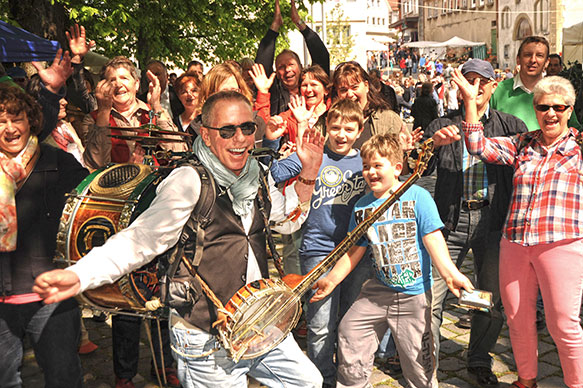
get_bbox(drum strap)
[256,164,285,279]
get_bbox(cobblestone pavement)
[21,176,582,388]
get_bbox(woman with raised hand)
[256,0,330,116]
[439,71,583,388]
[0,75,87,387]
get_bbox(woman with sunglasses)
[333,62,405,149]
[440,73,583,388]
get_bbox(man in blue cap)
[424,58,528,386]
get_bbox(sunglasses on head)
[204,121,258,139]
[535,104,571,112]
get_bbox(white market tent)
[402,36,484,48]
[563,21,583,64]
[440,36,485,47]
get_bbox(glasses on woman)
[203,121,257,139]
[535,104,571,113]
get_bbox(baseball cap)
[460,59,495,80]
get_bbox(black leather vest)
[175,185,272,333]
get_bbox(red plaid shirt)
[463,121,583,246]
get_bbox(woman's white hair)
[533,76,576,106]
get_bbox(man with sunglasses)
[33,90,325,388]
[423,59,528,387]
[491,36,580,131]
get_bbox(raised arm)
[65,24,97,113]
[255,0,283,77]
[291,0,330,74]
[451,69,519,166]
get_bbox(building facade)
[288,0,400,68]
[422,0,497,62]
[497,0,563,70]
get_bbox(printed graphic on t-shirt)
[311,166,367,210]
[355,200,421,288]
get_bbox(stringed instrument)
[217,139,435,361]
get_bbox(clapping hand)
[32,49,73,94]
[146,70,162,113]
[270,0,283,32]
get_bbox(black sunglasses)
[204,121,258,139]
[535,104,571,113]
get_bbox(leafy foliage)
[323,3,354,68]
[1,0,306,69]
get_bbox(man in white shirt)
[34,90,325,388]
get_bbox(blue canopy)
[0,20,60,62]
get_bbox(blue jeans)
[301,254,371,385]
[431,208,504,369]
[0,299,82,388]
[168,312,322,388]
[376,329,397,359]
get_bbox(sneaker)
[468,366,498,386]
[151,367,180,388]
[78,340,98,355]
[115,377,135,388]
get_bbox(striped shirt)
[463,121,583,246]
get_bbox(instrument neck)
[293,169,423,296]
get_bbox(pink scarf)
[0,135,39,251]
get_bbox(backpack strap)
[162,157,216,285]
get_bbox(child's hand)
[445,272,474,298]
[266,115,287,140]
[279,141,296,159]
[310,277,336,303]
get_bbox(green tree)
[1,0,303,68]
[324,3,354,68]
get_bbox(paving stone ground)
[21,174,582,387]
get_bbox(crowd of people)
[1,2,582,388]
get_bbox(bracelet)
[297,175,316,185]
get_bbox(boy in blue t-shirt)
[299,99,370,387]
[312,134,473,387]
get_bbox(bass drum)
[55,163,167,315]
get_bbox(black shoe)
[457,313,472,329]
[468,366,498,386]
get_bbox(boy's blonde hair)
[326,98,364,129]
[360,133,402,165]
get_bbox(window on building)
[534,0,549,33]
[504,44,510,59]
[470,0,476,8]
[461,0,468,9]
[501,7,511,29]
[442,0,447,14]
[479,0,485,6]
[514,16,533,40]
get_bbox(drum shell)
[55,163,165,314]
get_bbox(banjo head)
[220,278,302,362]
